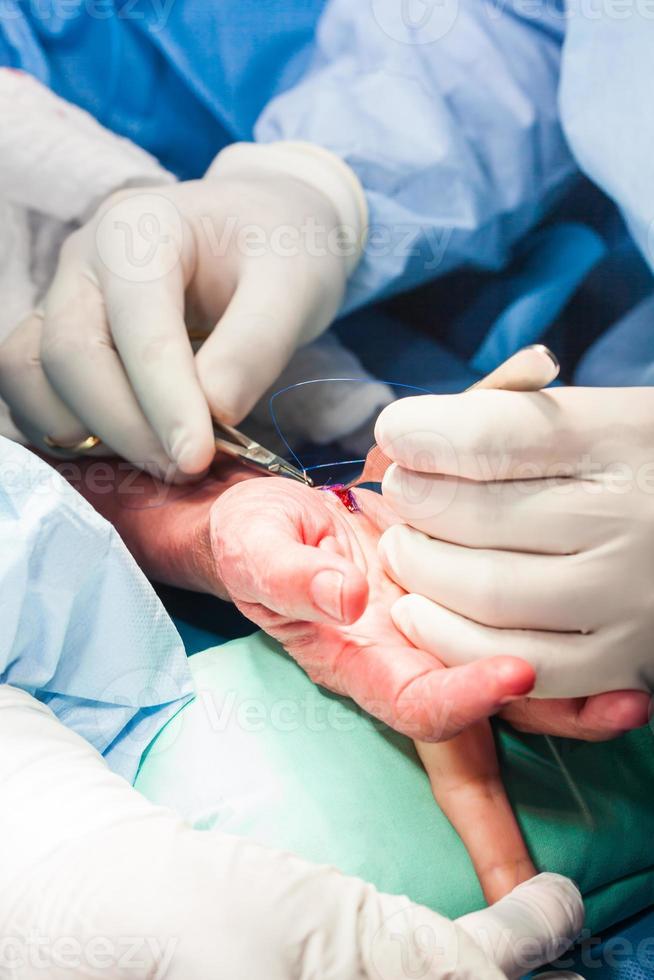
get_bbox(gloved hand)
[375,387,654,723]
[0,141,367,481]
[0,683,583,980]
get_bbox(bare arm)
[58,456,253,597]
[417,725,536,904]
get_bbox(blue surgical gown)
[1,0,650,315]
[0,0,654,312]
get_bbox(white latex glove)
[375,386,654,699]
[0,141,367,481]
[0,70,176,443]
[0,684,582,980]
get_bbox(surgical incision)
[320,484,361,513]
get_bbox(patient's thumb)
[309,565,365,624]
[456,873,584,980]
[256,538,368,625]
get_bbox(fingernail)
[499,693,526,705]
[310,570,345,622]
[497,660,536,700]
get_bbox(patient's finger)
[417,723,536,904]
[235,610,536,740]
[338,646,535,741]
[501,690,651,741]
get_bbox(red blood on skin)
[320,484,360,513]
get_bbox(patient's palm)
[210,478,529,739]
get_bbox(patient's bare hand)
[210,478,535,741]
[65,457,649,742]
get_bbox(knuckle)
[132,330,180,365]
[0,323,42,382]
[40,317,79,367]
[92,190,185,283]
[41,318,111,371]
[499,703,533,733]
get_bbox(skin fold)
[59,456,650,901]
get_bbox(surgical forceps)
[212,420,312,485]
[45,418,313,486]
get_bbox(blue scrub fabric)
[576,293,654,388]
[2,2,652,341]
[0,438,194,782]
[4,0,648,313]
[527,908,654,979]
[0,1,324,178]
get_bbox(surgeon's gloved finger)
[381,465,593,554]
[196,263,337,426]
[390,593,594,699]
[94,226,215,477]
[375,388,624,481]
[501,690,652,741]
[38,267,181,479]
[379,525,598,632]
[210,483,369,624]
[457,873,584,980]
[0,313,90,449]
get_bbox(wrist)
[206,140,368,276]
[123,466,254,599]
[52,455,253,599]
